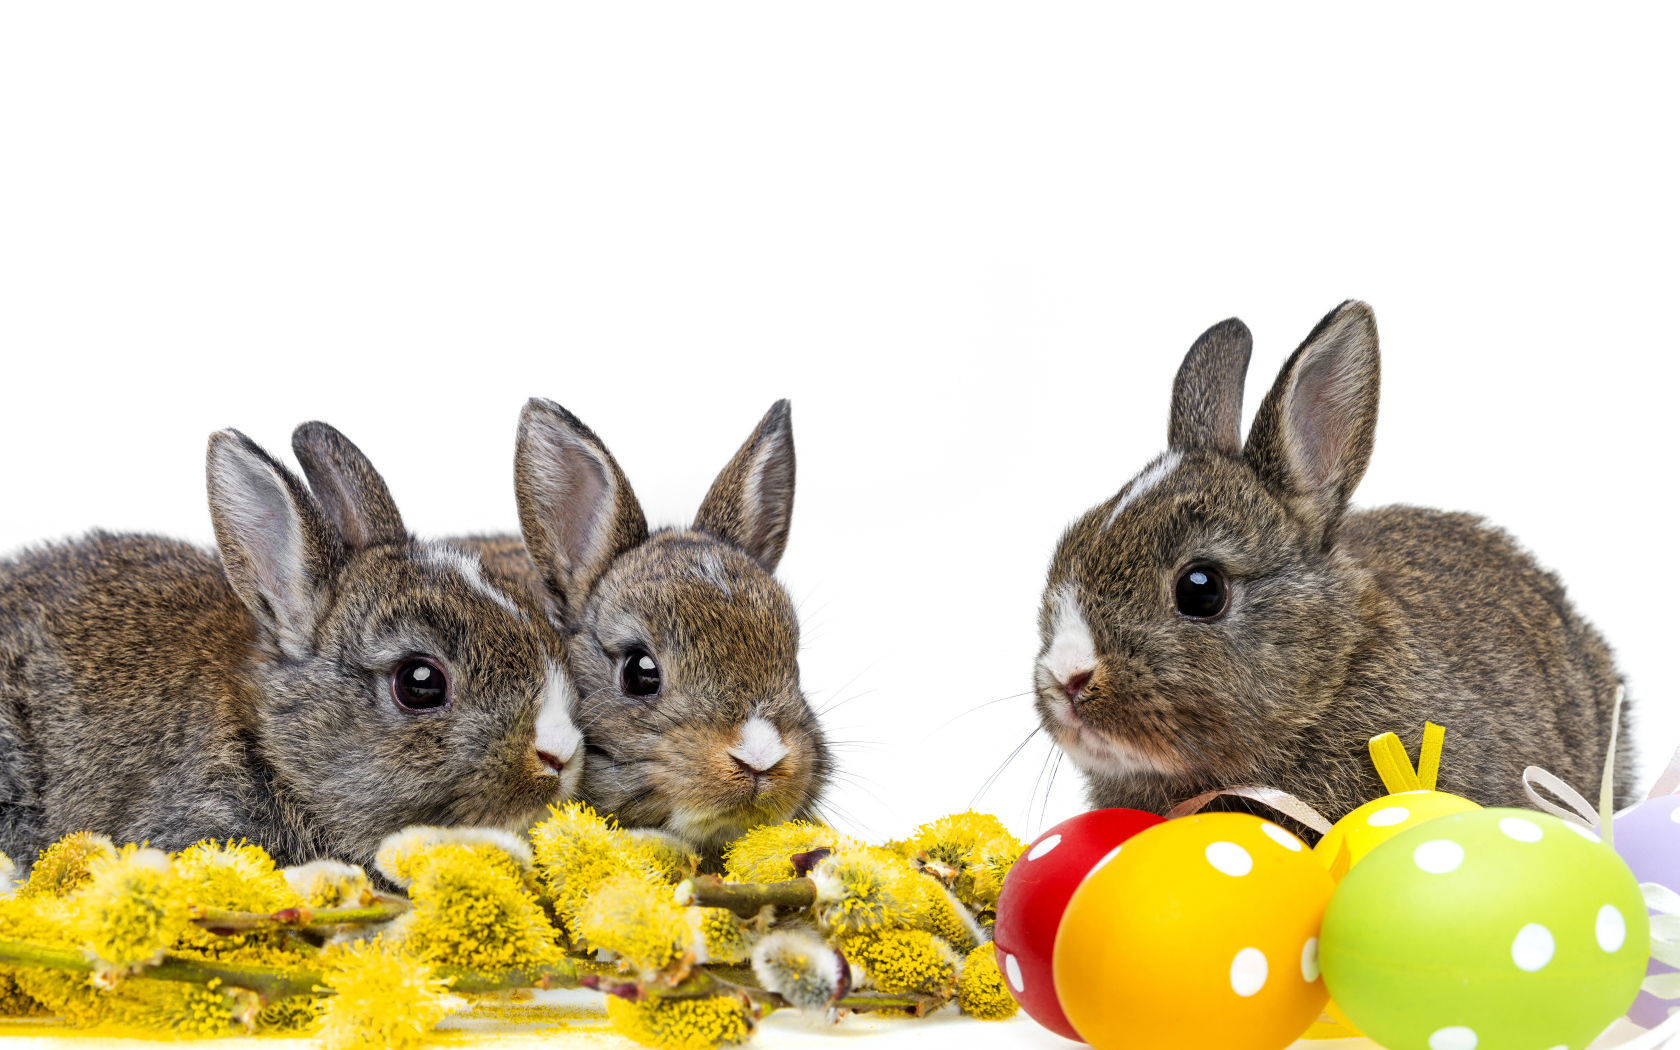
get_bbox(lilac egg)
[1613,794,1680,1029]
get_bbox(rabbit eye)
[620,648,662,698]
[1175,564,1229,620]
[391,657,450,711]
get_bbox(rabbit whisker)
[970,726,1043,809]
[916,691,1034,744]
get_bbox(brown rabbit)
[0,423,583,874]
[451,399,829,860]
[1034,301,1628,827]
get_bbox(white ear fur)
[207,430,336,658]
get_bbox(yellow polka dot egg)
[1053,813,1333,1050]
[1315,789,1481,870]
[1320,807,1648,1050]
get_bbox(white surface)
[0,5,1676,856]
[0,993,1668,1050]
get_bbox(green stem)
[189,898,409,933]
[0,939,323,1002]
[439,959,583,993]
[674,875,817,918]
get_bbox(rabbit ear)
[207,429,343,657]
[1244,300,1381,536]
[290,421,407,550]
[515,398,649,623]
[1169,318,1252,454]
[693,400,796,572]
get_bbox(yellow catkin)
[172,840,306,964]
[840,929,959,996]
[400,842,561,971]
[530,802,663,942]
[903,811,1026,911]
[575,873,691,973]
[0,969,46,1018]
[810,846,919,935]
[73,845,191,976]
[902,876,982,954]
[693,907,751,965]
[956,943,1017,1020]
[722,821,841,883]
[605,994,754,1050]
[22,832,116,899]
[286,861,371,909]
[257,993,322,1032]
[9,969,238,1035]
[314,941,459,1050]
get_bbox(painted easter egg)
[993,808,1164,1040]
[1321,808,1648,1050]
[1613,793,1680,1028]
[1053,813,1333,1050]
[1314,789,1481,870]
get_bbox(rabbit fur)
[0,423,584,874]
[1034,301,1629,827]
[450,398,830,859]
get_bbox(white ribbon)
[1523,765,1600,828]
[1164,785,1332,835]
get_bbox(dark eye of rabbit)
[391,658,450,711]
[621,648,661,697]
[1175,564,1229,619]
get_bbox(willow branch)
[639,964,943,1016]
[189,897,409,933]
[674,875,816,918]
[0,939,323,1002]
[438,958,583,994]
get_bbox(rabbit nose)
[1062,669,1093,700]
[731,754,778,791]
[728,715,790,790]
[537,750,568,775]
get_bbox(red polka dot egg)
[992,808,1163,1040]
[1052,813,1334,1050]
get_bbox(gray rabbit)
[1034,301,1627,826]
[452,398,830,861]
[0,423,583,874]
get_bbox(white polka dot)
[1413,839,1465,874]
[1091,845,1124,873]
[1597,905,1627,952]
[1004,953,1024,993]
[1205,841,1253,876]
[1510,923,1555,971]
[1367,806,1411,827]
[1300,937,1320,982]
[1565,823,1601,843]
[1027,834,1062,862]
[1428,1026,1478,1050]
[1229,947,1267,996]
[1499,817,1543,842]
[1261,823,1304,851]
[1671,807,1680,825]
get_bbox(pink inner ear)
[530,427,614,571]
[1289,346,1364,491]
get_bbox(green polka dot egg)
[1320,807,1647,1050]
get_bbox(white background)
[0,4,1676,851]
